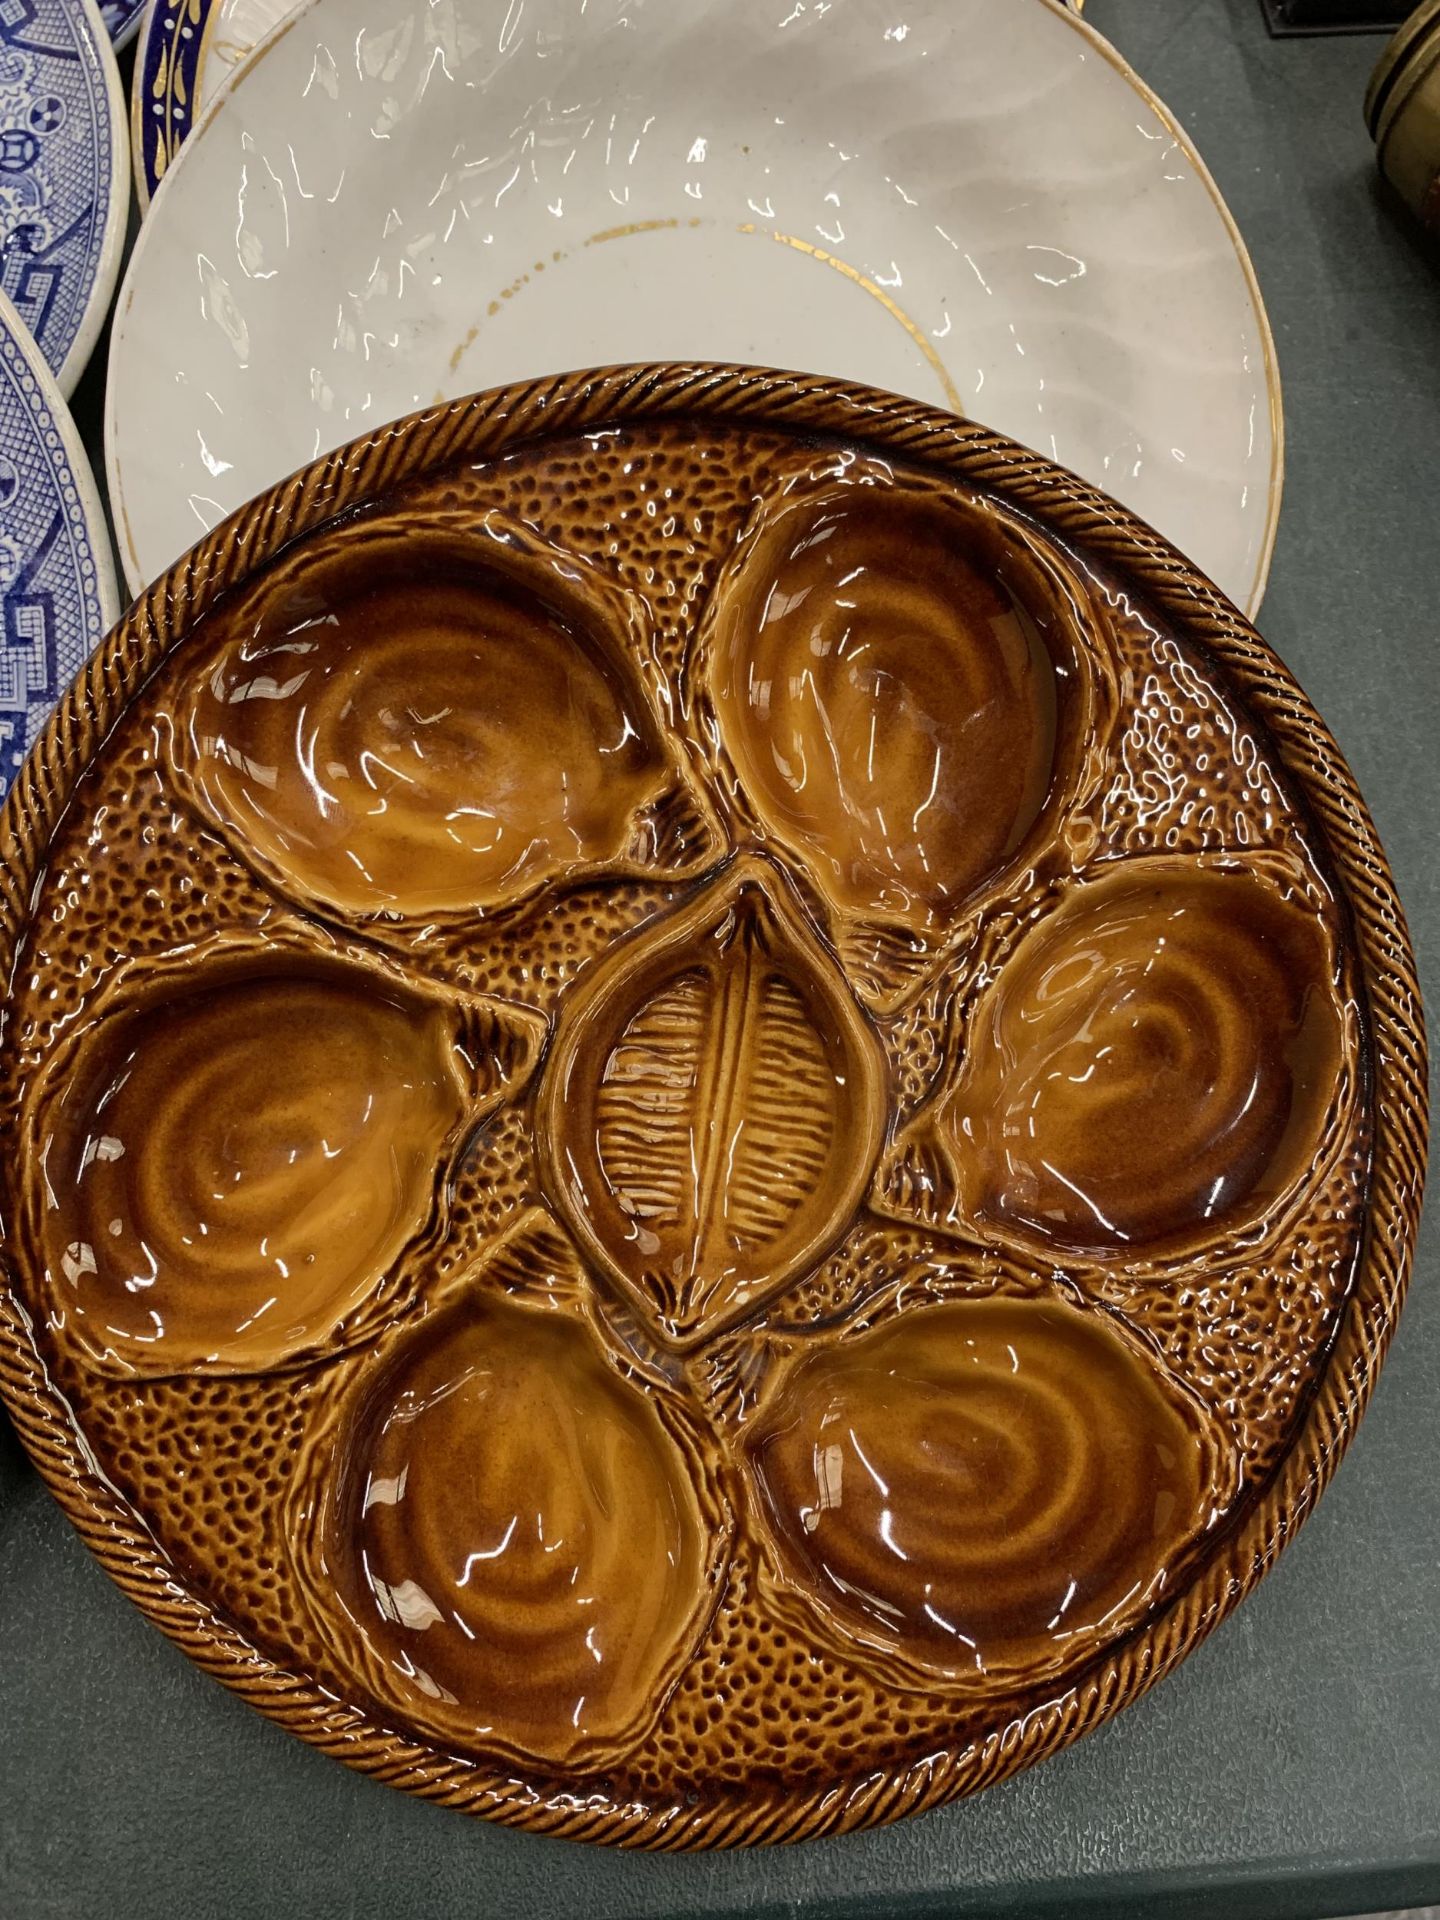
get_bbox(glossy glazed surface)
[0,376,1398,1850]
[133,0,295,208]
[912,863,1346,1258]
[746,1297,1236,1686]
[704,489,1059,928]
[308,1257,721,1766]
[107,0,1279,608]
[129,0,1085,207]
[0,288,117,798]
[174,517,683,920]
[29,959,478,1375]
[539,856,887,1346]
[0,0,127,396]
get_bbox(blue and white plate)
[0,285,117,795]
[100,1,146,51]
[0,0,128,397]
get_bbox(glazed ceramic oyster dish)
[0,366,1424,1849]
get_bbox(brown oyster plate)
[0,365,1425,1851]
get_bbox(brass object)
[1368,0,1440,234]
[0,366,1425,1847]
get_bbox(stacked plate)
[27,0,1439,1864]
[111,0,1281,611]
[0,0,1283,811]
[12,0,1289,794]
[0,0,125,795]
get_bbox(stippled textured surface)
[2,6,1438,1902]
[0,366,1422,1851]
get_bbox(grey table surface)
[3,2,1438,1916]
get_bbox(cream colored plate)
[131,0,297,211]
[107,0,1281,607]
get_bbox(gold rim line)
[740,228,967,416]
[1038,0,1284,616]
[131,0,300,218]
[7,361,1425,1850]
[115,0,1279,616]
[437,216,967,415]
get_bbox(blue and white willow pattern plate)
[0,0,128,396]
[100,1,145,50]
[0,286,116,794]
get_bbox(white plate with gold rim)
[107,0,1281,606]
[129,0,1087,213]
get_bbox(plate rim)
[1039,0,1285,618]
[107,0,1284,612]
[130,0,285,215]
[129,0,167,216]
[0,280,119,722]
[10,0,132,399]
[4,362,1425,1851]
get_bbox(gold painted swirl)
[926,863,1344,1255]
[705,487,1060,929]
[316,1287,715,1767]
[746,1296,1232,1685]
[174,517,672,920]
[34,963,470,1375]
